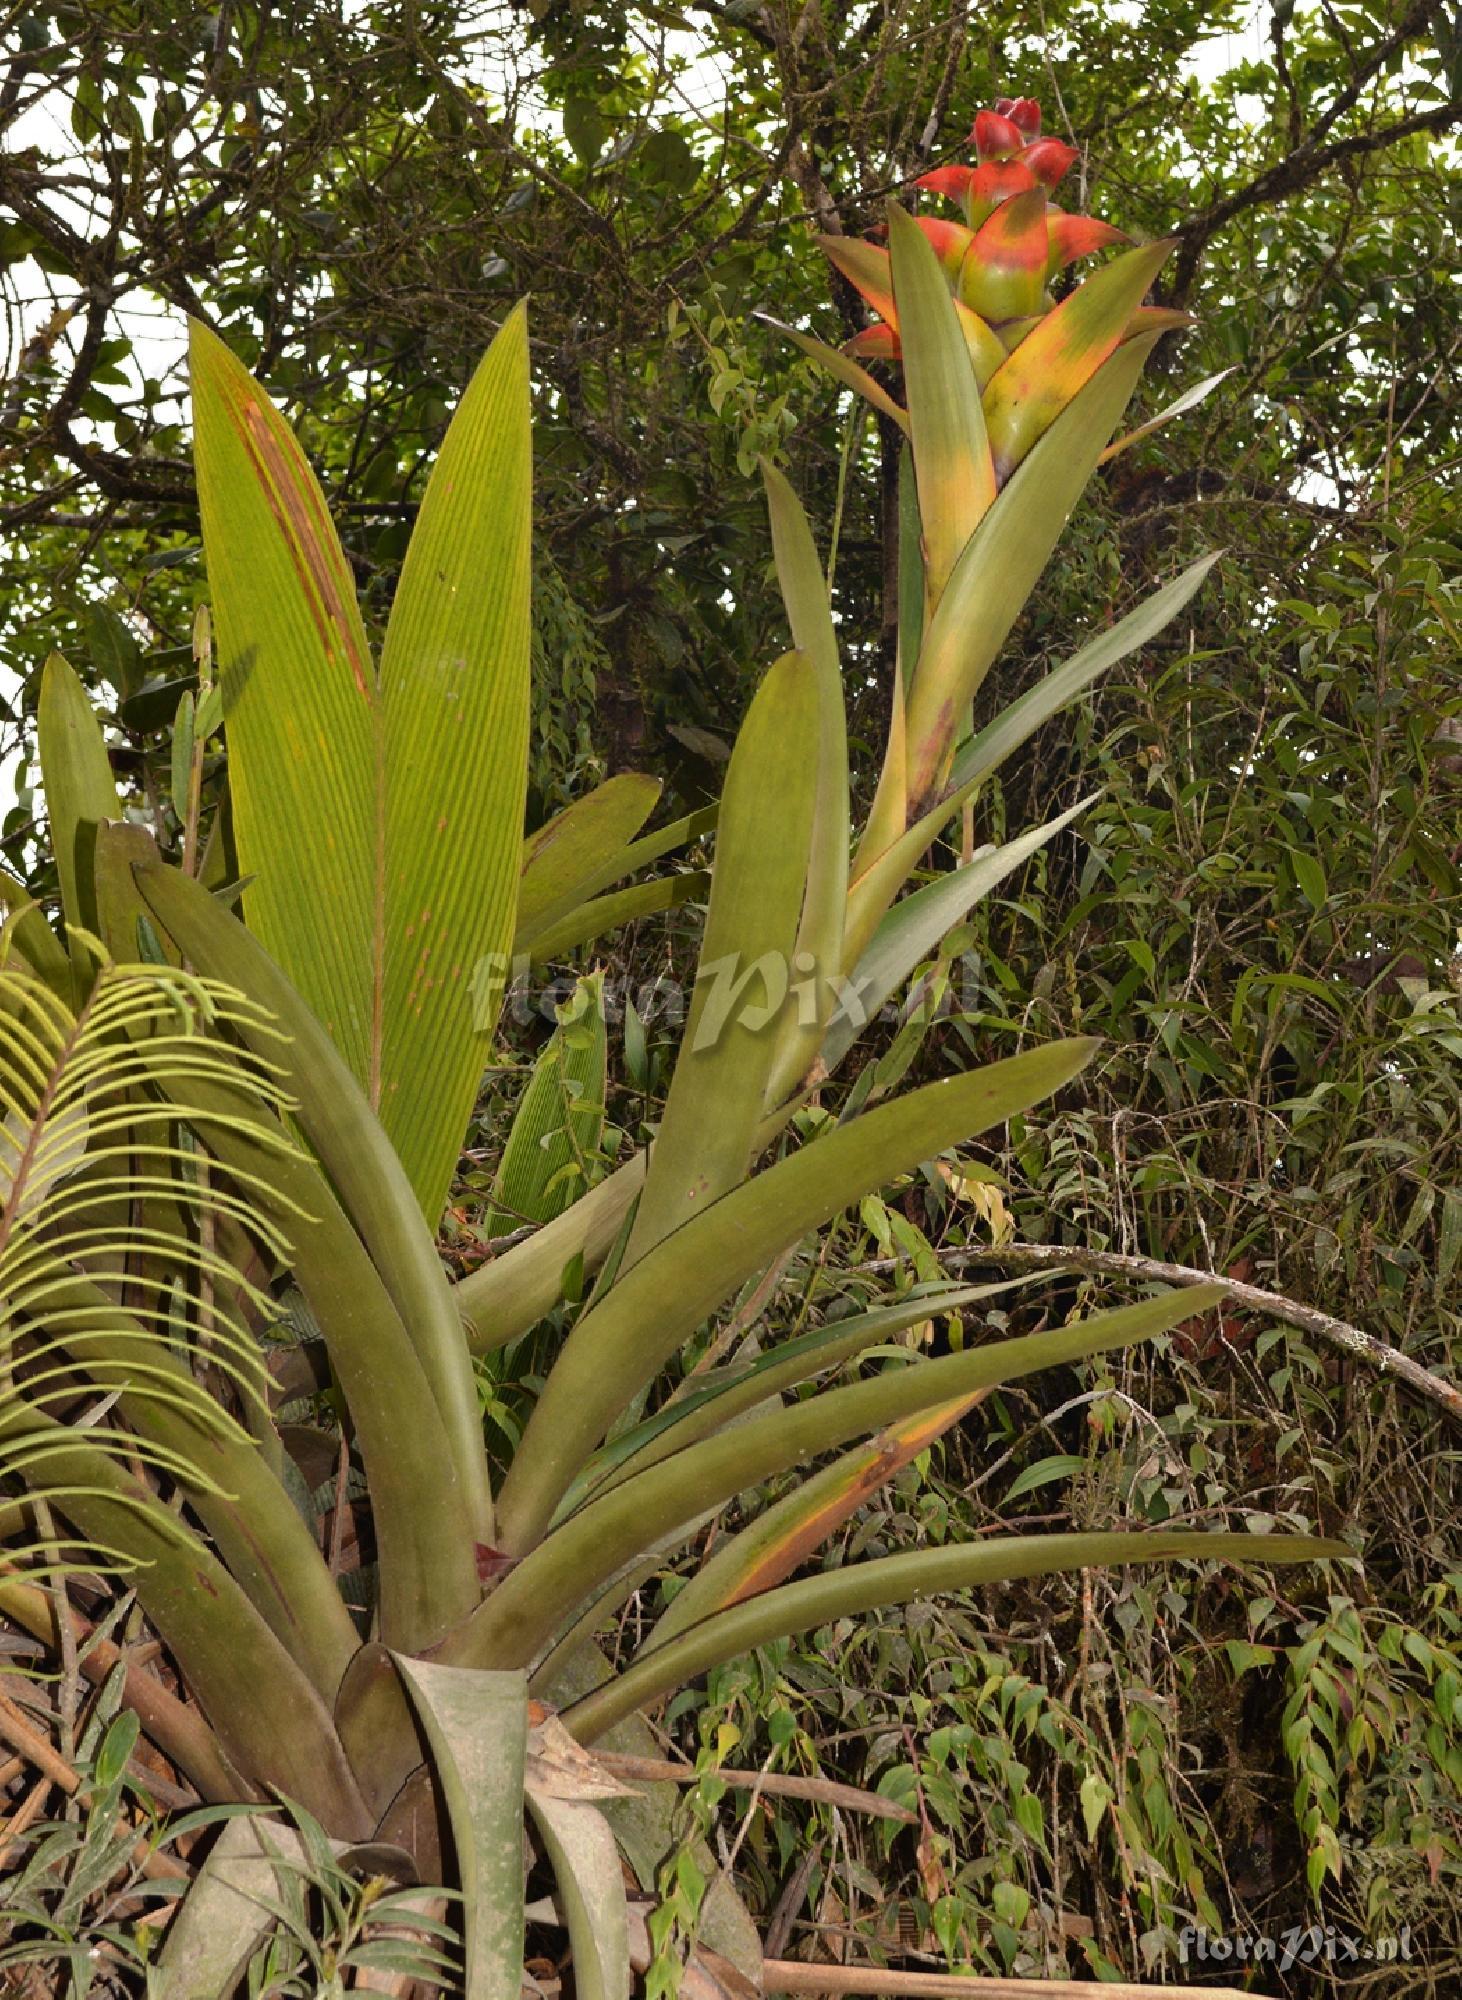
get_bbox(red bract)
[1023,137,1079,188]
[971,108,1024,161]
[915,160,1044,229]
[914,164,978,204]
[798,93,1184,497]
[823,95,1136,395]
[994,95,1042,135]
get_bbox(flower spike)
[769,85,1213,916]
[792,94,1183,496]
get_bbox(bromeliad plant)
[774,94,1229,850]
[0,100,1342,1996]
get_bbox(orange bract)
[807,95,1171,492]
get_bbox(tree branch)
[763,1963,1264,2000]
[592,1751,918,1824]
[871,1242,1462,1429]
[1171,93,1459,303]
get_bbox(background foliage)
[1,0,1458,1990]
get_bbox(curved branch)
[864,1242,1462,1429]
[763,1964,1261,2000]
[1171,94,1459,304]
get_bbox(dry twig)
[861,1242,1462,1430]
[763,1964,1269,1999]
[593,1750,918,1825]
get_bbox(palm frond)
[0,954,310,1580]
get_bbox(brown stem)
[0,1776,53,1866]
[593,1750,917,1825]
[0,1574,247,1801]
[860,1243,1462,1428]
[0,1695,186,1882]
[1170,97,1459,304]
[763,1968,1267,2000]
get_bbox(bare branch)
[861,1242,1462,1430]
[763,1960,1267,2000]
[1171,94,1460,303]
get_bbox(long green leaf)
[849,448,920,879]
[622,653,819,1266]
[166,1065,482,1651]
[981,239,1175,480]
[760,465,841,752]
[147,1816,311,1997]
[486,973,607,1234]
[378,306,532,1220]
[455,1152,648,1358]
[453,1283,1217,1671]
[947,552,1222,793]
[4,1411,372,1830]
[91,820,179,966]
[648,1390,984,1647]
[491,1036,1096,1554]
[825,797,1094,1074]
[901,331,1162,816]
[761,465,849,1103]
[135,854,496,1545]
[760,316,910,432]
[563,1530,1345,1743]
[0,869,73,994]
[517,774,663,951]
[393,1659,528,2000]
[189,316,375,1077]
[896,439,924,685]
[886,203,996,601]
[525,1785,631,2000]
[30,1264,357,1700]
[564,1279,1041,1515]
[332,1640,425,1825]
[37,652,121,939]
[523,870,707,963]
[842,761,1005,979]
[0,1575,243,1801]
[189,309,531,1225]
[606,802,718,880]
[1099,366,1236,463]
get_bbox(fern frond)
[0,957,311,1581]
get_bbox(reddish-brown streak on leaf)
[908,696,960,810]
[723,1390,988,1606]
[475,1544,518,1585]
[225,389,373,703]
